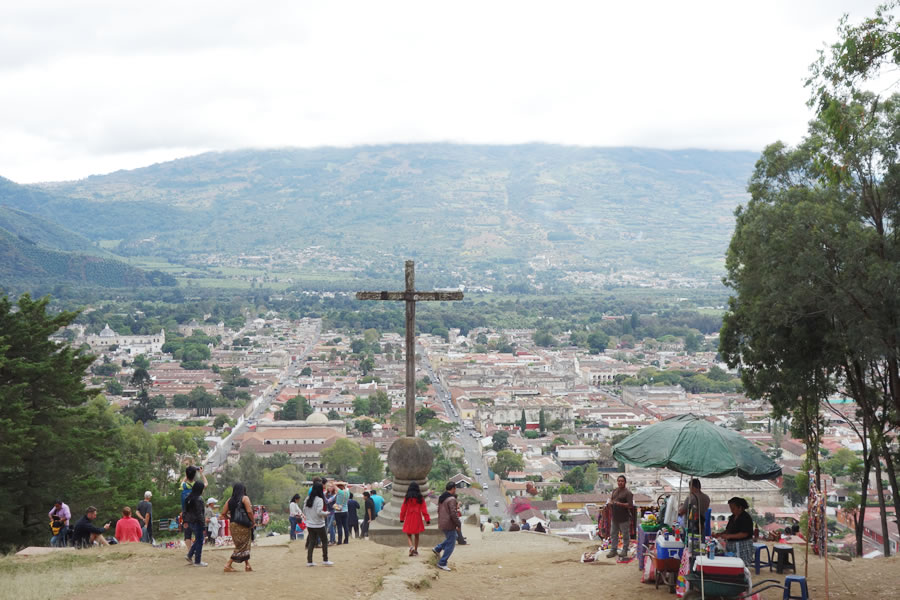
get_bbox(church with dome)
[230,411,348,472]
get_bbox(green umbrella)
[612,414,781,480]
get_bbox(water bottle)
[707,539,716,559]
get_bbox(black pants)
[306,526,328,563]
[349,516,360,538]
[335,512,349,544]
[361,517,370,538]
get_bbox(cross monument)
[356,260,463,532]
[356,260,463,436]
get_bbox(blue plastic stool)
[753,542,772,575]
[783,574,808,600]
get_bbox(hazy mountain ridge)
[9,144,758,279]
[0,180,177,289]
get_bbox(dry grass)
[0,549,132,600]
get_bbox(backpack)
[50,518,63,536]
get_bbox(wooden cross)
[356,260,463,437]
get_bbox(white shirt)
[302,497,327,528]
[289,501,301,517]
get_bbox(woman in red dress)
[399,481,430,556]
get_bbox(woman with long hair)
[220,483,254,572]
[289,493,302,541]
[399,481,430,556]
[302,482,333,566]
[184,481,207,566]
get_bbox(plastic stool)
[783,574,808,600]
[773,544,796,574]
[753,542,772,575]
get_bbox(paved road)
[205,322,322,471]
[420,347,507,522]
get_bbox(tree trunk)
[880,441,900,541]
[872,444,891,557]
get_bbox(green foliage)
[278,395,313,420]
[358,444,384,483]
[618,367,742,393]
[492,430,510,451]
[415,407,436,425]
[105,379,124,395]
[491,450,524,479]
[355,419,374,434]
[321,438,362,478]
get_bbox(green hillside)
[0,182,177,289]
[4,145,758,284]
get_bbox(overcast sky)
[0,0,886,183]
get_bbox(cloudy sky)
[0,0,885,183]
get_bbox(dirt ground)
[6,528,899,600]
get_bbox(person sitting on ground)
[71,506,110,548]
[114,507,143,543]
[508,519,520,532]
[520,518,530,531]
[492,520,503,532]
[715,496,754,568]
[534,522,546,533]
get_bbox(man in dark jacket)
[347,493,360,539]
[71,507,110,548]
[361,491,376,538]
[431,482,461,571]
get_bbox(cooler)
[693,555,745,577]
[656,536,684,560]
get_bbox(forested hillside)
[5,145,757,280]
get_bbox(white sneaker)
[307,562,316,567]
[322,561,334,566]
[436,564,451,571]
[193,562,208,567]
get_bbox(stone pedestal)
[370,437,434,546]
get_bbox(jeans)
[335,512,349,544]
[51,525,68,547]
[609,519,630,556]
[434,529,457,566]
[187,522,205,563]
[326,513,335,543]
[289,516,299,541]
[141,523,152,543]
[306,526,328,563]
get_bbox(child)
[399,481,430,556]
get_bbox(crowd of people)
[47,468,480,574]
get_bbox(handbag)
[232,501,253,528]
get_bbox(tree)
[539,408,546,433]
[587,331,609,354]
[300,366,312,376]
[416,407,436,426]
[492,430,510,451]
[105,379,124,395]
[213,414,232,429]
[519,409,527,432]
[533,331,555,347]
[0,295,117,549]
[321,438,362,478]
[563,466,586,492]
[352,396,370,417]
[491,450,524,479]
[187,386,215,417]
[355,419,374,434]
[583,463,599,493]
[278,395,312,421]
[358,444,384,483]
[132,354,150,369]
[370,390,391,416]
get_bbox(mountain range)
[0,144,759,290]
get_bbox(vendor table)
[636,528,657,570]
